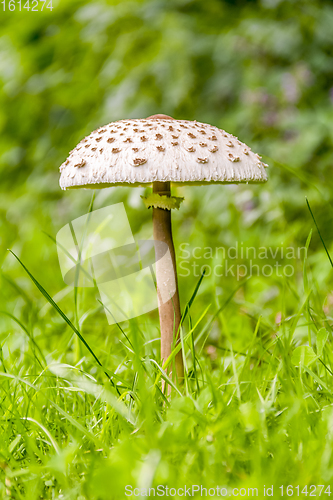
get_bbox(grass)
[1,190,333,499]
[1,0,333,495]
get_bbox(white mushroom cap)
[59,115,268,189]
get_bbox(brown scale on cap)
[172,135,179,139]
[228,153,240,162]
[99,129,107,133]
[74,159,86,168]
[188,133,196,139]
[107,138,115,143]
[171,142,179,146]
[199,142,207,147]
[185,145,196,152]
[226,141,234,147]
[91,147,97,151]
[140,136,147,142]
[85,144,90,148]
[112,148,121,153]
[157,146,165,152]
[209,135,217,141]
[99,148,103,153]
[209,146,218,153]
[124,138,132,143]
[132,158,147,166]
[95,137,102,142]
[199,130,206,135]
[132,147,139,152]
[155,134,163,140]
[197,157,209,164]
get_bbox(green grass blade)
[306,197,333,268]
[0,310,46,367]
[8,250,115,386]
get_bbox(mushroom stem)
[152,181,183,383]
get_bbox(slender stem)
[152,181,183,382]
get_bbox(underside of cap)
[59,118,268,190]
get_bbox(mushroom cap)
[59,117,268,189]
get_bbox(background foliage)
[1,0,333,498]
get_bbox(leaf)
[291,346,318,366]
[317,327,329,356]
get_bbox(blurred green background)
[1,0,333,497]
[1,0,333,337]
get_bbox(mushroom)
[59,114,268,384]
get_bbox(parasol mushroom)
[59,114,268,383]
